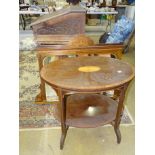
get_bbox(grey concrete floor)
[19,31,135,155]
[20,126,134,155]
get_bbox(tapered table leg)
[114,126,121,143]
[35,54,46,103]
[60,125,69,150]
[114,83,129,144]
[35,79,46,102]
[59,91,69,150]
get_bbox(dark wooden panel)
[31,6,86,36]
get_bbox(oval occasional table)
[40,56,134,149]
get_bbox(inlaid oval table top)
[40,56,134,91]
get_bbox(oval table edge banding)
[40,57,134,92]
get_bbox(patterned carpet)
[19,51,133,129]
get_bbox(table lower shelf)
[54,94,118,128]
